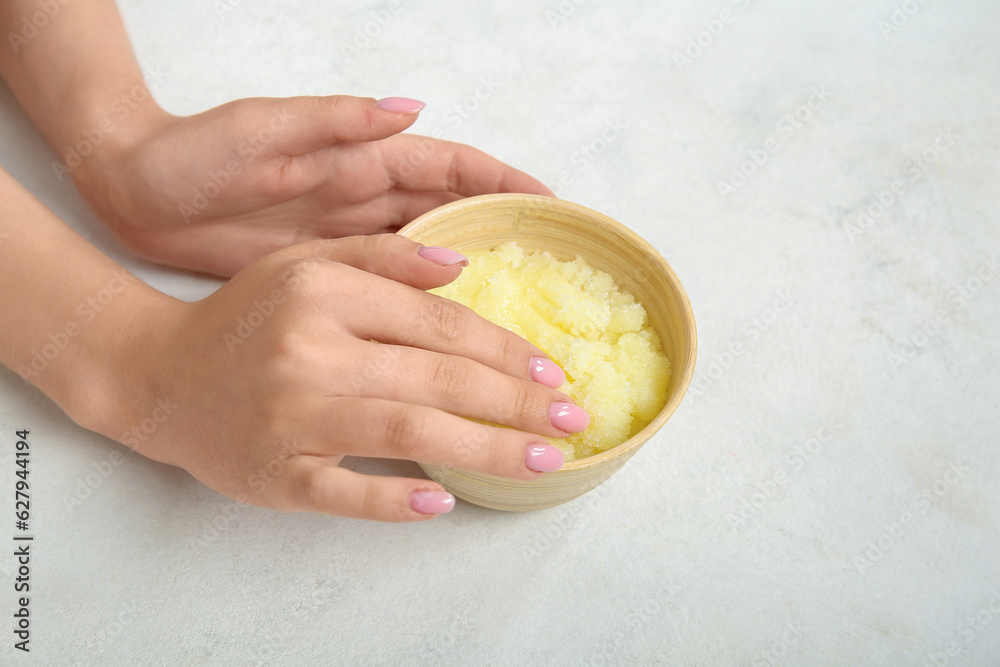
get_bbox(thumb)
[271,95,425,155]
[284,234,469,290]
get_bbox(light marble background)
[1,1,998,665]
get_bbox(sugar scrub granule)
[432,242,670,461]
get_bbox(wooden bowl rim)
[398,193,698,470]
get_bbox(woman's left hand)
[76,94,553,276]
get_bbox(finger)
[302,397,566,480]
[336,276,566,382]
[347,342,579,437]
[275,239,569,386]
[281,234,469,290]
[379,134,556,197]
[284,458,454,522]
[276,241,569,384]
[267,95,425,156]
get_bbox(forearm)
[0,0,168,168]
[0,165,168,434]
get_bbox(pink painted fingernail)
[409,490,455,514]
[376,97,426,114]
[529,356,566,388]
[418,246,469,267]
[550,402,590,433]
[525,443,564,473]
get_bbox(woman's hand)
[109,235,587,522]
[76,95,554,277]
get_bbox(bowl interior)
[399,194,697,468]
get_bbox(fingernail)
[377,97,426,114]
[409,490,455,514]
[418,246,469,267]
[525,443,565,473]
[550,402,590,433]
[529,356,566,388]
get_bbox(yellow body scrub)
[433,242,671,461]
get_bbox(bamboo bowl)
[398,194,697,511]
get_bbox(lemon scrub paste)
[433,242,670,461]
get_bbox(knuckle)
[483,431,511,472]
[381,407,426,458]
[281,257,329,297]
[429,357,471,405]
[446,424,490,468]
[223,97,257,125]
[498,382,535,427]
[445,148,464,193]
[261,329,308,377]
[384,497,412,523]
[357,483,385,521]
[359,233,394,257]
[298,470,328,513]
[322,95,348,117]
[494,332,526,373]
[515,383,539,423]
[425,297,466,341]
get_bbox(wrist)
[55,82,175,225]
[58,278,186,455]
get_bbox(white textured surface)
[1,1,999,665]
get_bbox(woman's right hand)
[106,234,589,522]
